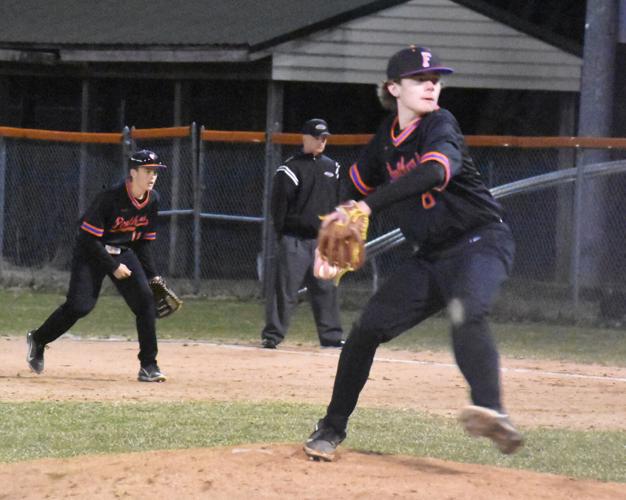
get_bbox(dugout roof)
[0,0,579,53]
[0,0,582,91]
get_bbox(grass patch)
[0,401,623,483]
[1,290,624,366]
[2,292,623,483]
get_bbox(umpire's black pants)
[33,248,158,367]
[262,235,343,346]
[324,222,514,433]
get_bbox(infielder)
[26,150,168,382]
[304,46,523,460]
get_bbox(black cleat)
[303,419,346,462]
[26,330,45,374]
[261,338,277,349]
[137,364,167,382]
[320,339,345,348]
[459,405,524,454]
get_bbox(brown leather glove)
[317,201,370,271]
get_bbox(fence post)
[122,126,132,176]
[192,123,201,293]
[129,126,137,152]
[78,79,90,216]
[0,136,5,277]
[261,82,283,299]
[168,129,183,277]
[78,147,86,215]
[574,0,617,310]
[570,148,585,316]
[555,94,577,283]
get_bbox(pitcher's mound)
[0,443,622,499]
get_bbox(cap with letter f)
[128,149,168,170]
[386,45,454,80]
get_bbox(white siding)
[270,0,581,91]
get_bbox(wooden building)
[0,0,583,134]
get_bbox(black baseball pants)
[33,249,158,367]
[324,222,514,433]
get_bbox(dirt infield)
[1,337,625,499]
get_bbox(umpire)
[261,119,344,349]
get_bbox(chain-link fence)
[1,125,625,323]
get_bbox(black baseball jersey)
[344,109,503,252]
[271,152,341,239]
[78,180,159,276]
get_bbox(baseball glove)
[149,276,183,318]
[317,201,369,271]
[313,247,340,280]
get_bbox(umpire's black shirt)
[271,152,341,239]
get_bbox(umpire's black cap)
[128,149,167,170]
[302,118,331,137]
[386,46,454,80]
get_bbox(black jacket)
[271,152,341,239]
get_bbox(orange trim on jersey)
[349,163,375,196]
[81,221,104,237]
[125,179,151,210]
[390,116,421,147]
[142,232,157,240]
[421,192,436,209]
[420,151,451,191]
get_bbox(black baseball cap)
[386,46,454,80]
[128,149,167,170]
[302,118,331,137]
